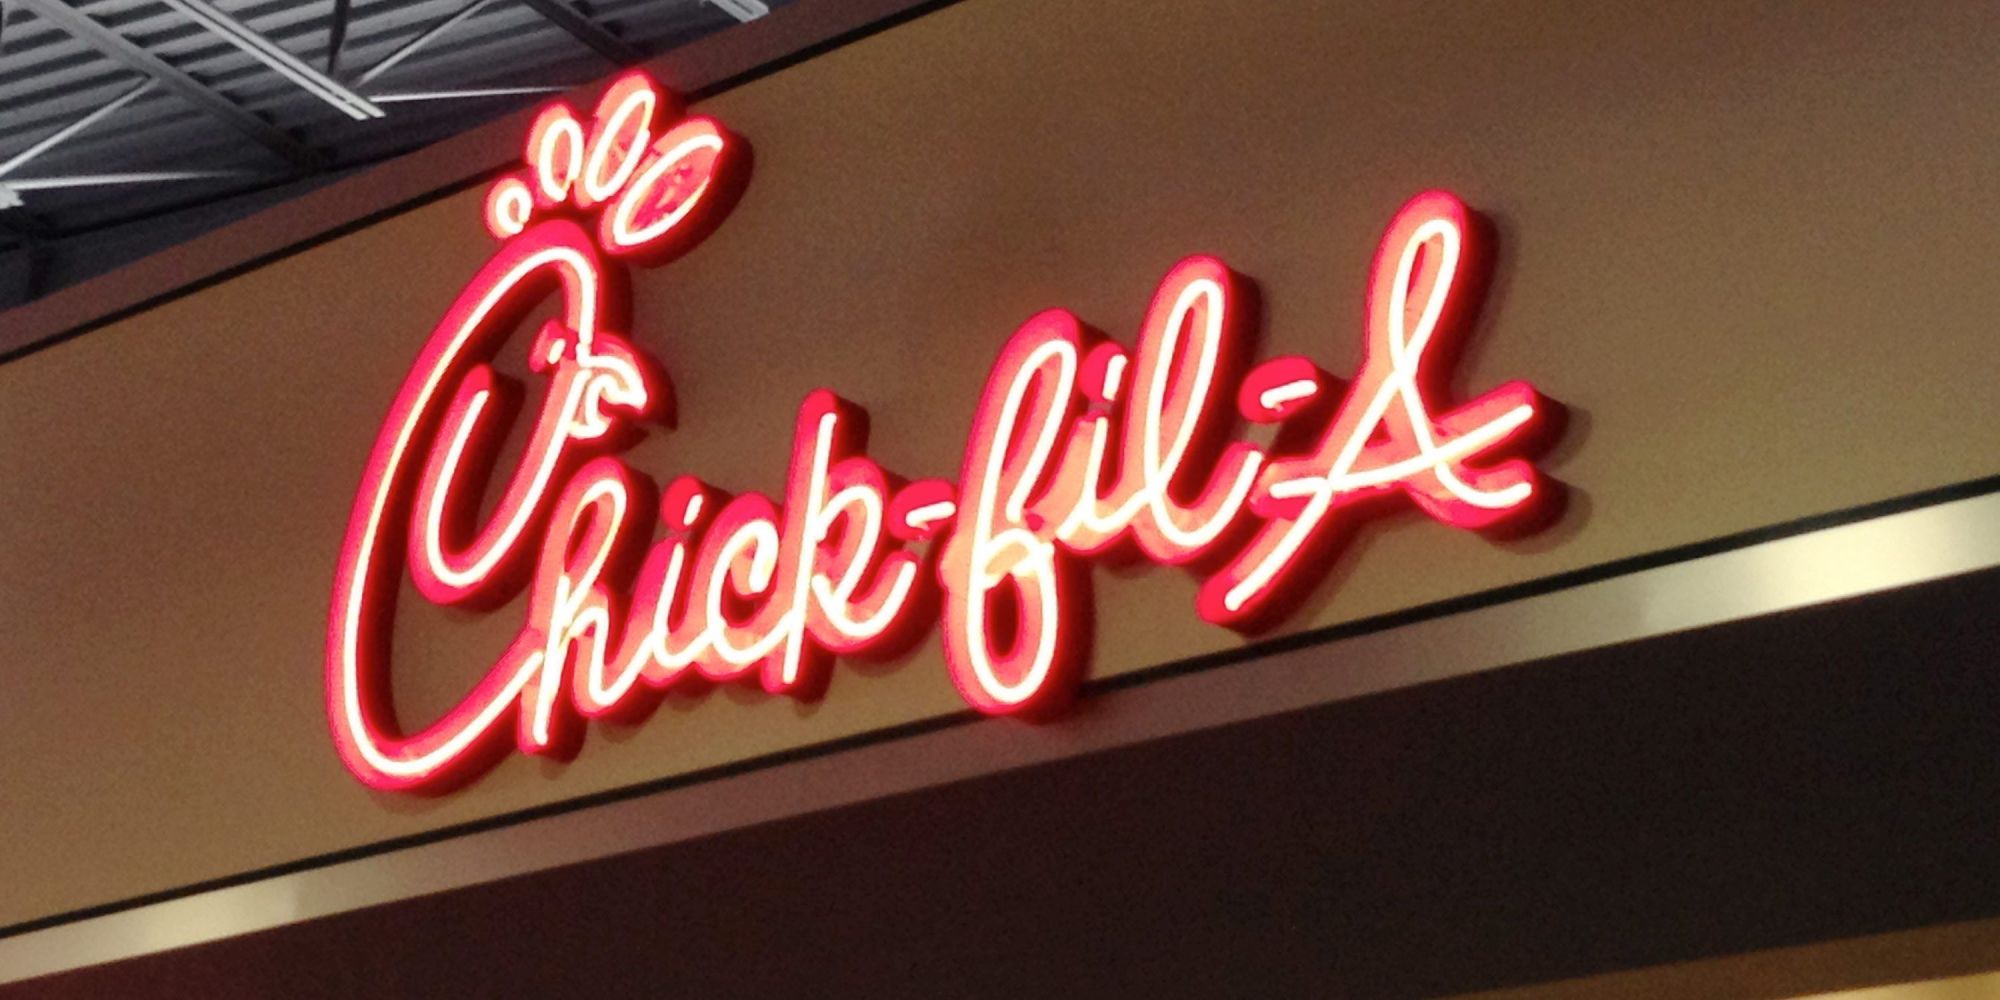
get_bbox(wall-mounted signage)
[326,74,1566,792]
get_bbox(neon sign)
[326,73,1565,792]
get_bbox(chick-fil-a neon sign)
[326,73,1565,792]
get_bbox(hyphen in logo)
[327,73,1566,792]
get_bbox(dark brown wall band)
[17,552,2000,998]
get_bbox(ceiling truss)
[12,0,329,169]
[0,0,771,272]
[517,0,642,65]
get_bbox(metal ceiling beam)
[12,0,329,171]
[352,0,497,87]
[516,0,643,66]
[0,80,156,180]
[18,168,329,243]
[158,0,384,120]
[708,0,770,23]
[325,0,351,75]
[5,171,248,191]
[370,86,565,103]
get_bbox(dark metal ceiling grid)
[0,0,777,279]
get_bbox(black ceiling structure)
[0,0,784,307]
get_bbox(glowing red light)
[327,75,1563,792]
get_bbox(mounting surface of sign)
[326,74,1565,792]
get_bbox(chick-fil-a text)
[326,74,1564,792]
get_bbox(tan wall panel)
[3,0,1998,924]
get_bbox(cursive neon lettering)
[326,74,1565,792]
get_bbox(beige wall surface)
[3,0,1999,926]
